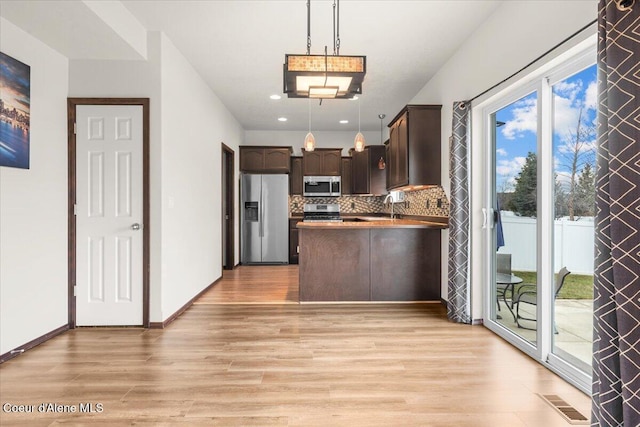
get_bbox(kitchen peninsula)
[297,218,447,302]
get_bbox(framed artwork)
[0,52,31,169]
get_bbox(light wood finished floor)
[196,265,299,304]
[0,266,591,426]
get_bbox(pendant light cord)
[306,0,311,55]
[336,0,340,55]
[332,0,341,55]
[308,97,311,133]
[333,1,336,55]
[358,98,361,133]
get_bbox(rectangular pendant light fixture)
[284,53,366,99]
[283,0,366,99]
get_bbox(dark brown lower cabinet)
[298,227,441,301]
[370,229,441,301]
[299,229,370,301]
[289,219,301,264]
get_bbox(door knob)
[131,223,141,231]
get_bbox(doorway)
[490,88,539,346]
[67,98,150,328]
[481,50,596,393]
[222,143,235,270]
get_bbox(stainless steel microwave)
[303,176,341,197]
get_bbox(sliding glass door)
[549,63,596,376]
[483,49,596,392]
[491,90,539,347]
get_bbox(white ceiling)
[1,0,502,132]
[0,0,146,60]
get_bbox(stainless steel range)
[303,203,343,222]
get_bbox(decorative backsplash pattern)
[289,186,449,217]
[289,195,384,215]
[381,186,450,218]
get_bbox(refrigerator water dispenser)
[244,202,258,221]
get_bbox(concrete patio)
[496,299,593,368]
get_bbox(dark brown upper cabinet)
[387,105,441,190]
[341,157,353,195]
[302,148,342,176]
[240,146,292,173]
[289,156,303,195]
[351,145,387,195]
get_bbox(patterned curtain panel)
[592,1,640,425]
[447,101,471,324]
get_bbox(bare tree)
[558,106,596,220]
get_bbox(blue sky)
[495,64,597,192]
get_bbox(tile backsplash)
[289,195,383,215]
[289,186,449,217]
[381,186,450,217]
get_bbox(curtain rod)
[466,18,597,105]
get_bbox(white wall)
[69,32,243,323]
[409,1,597,318]
[245,130,385,156]
[0,18,69,355]
[69,32,164,322]
[159,33,243,320]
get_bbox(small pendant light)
[354,97,365,152]
[304,132,316,151]
[304,98,315,151]
[354,133,365,152]
[378,113,386,169]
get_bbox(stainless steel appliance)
[303,203,343,222]
[241,174,289,264]
[303,176,341,197]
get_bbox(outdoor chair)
[496,253,512,311]
[512,266,571,331]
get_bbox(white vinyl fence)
[497,212,595,275]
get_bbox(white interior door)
[75,105,143,326]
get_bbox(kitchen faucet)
[383,194,395,219]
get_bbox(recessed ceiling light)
[278,117,287,122]
[339,120,349,124]
[270,94,282,100]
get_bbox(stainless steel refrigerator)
[241,174,289,264]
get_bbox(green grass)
[512,271,594,300]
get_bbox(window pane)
[493,91,538,345]
[551,63,596,373]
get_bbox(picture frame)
[0,51,31,169]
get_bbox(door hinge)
[73,286,77,297]
[74,204,78,215]
[73,122,77,134]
